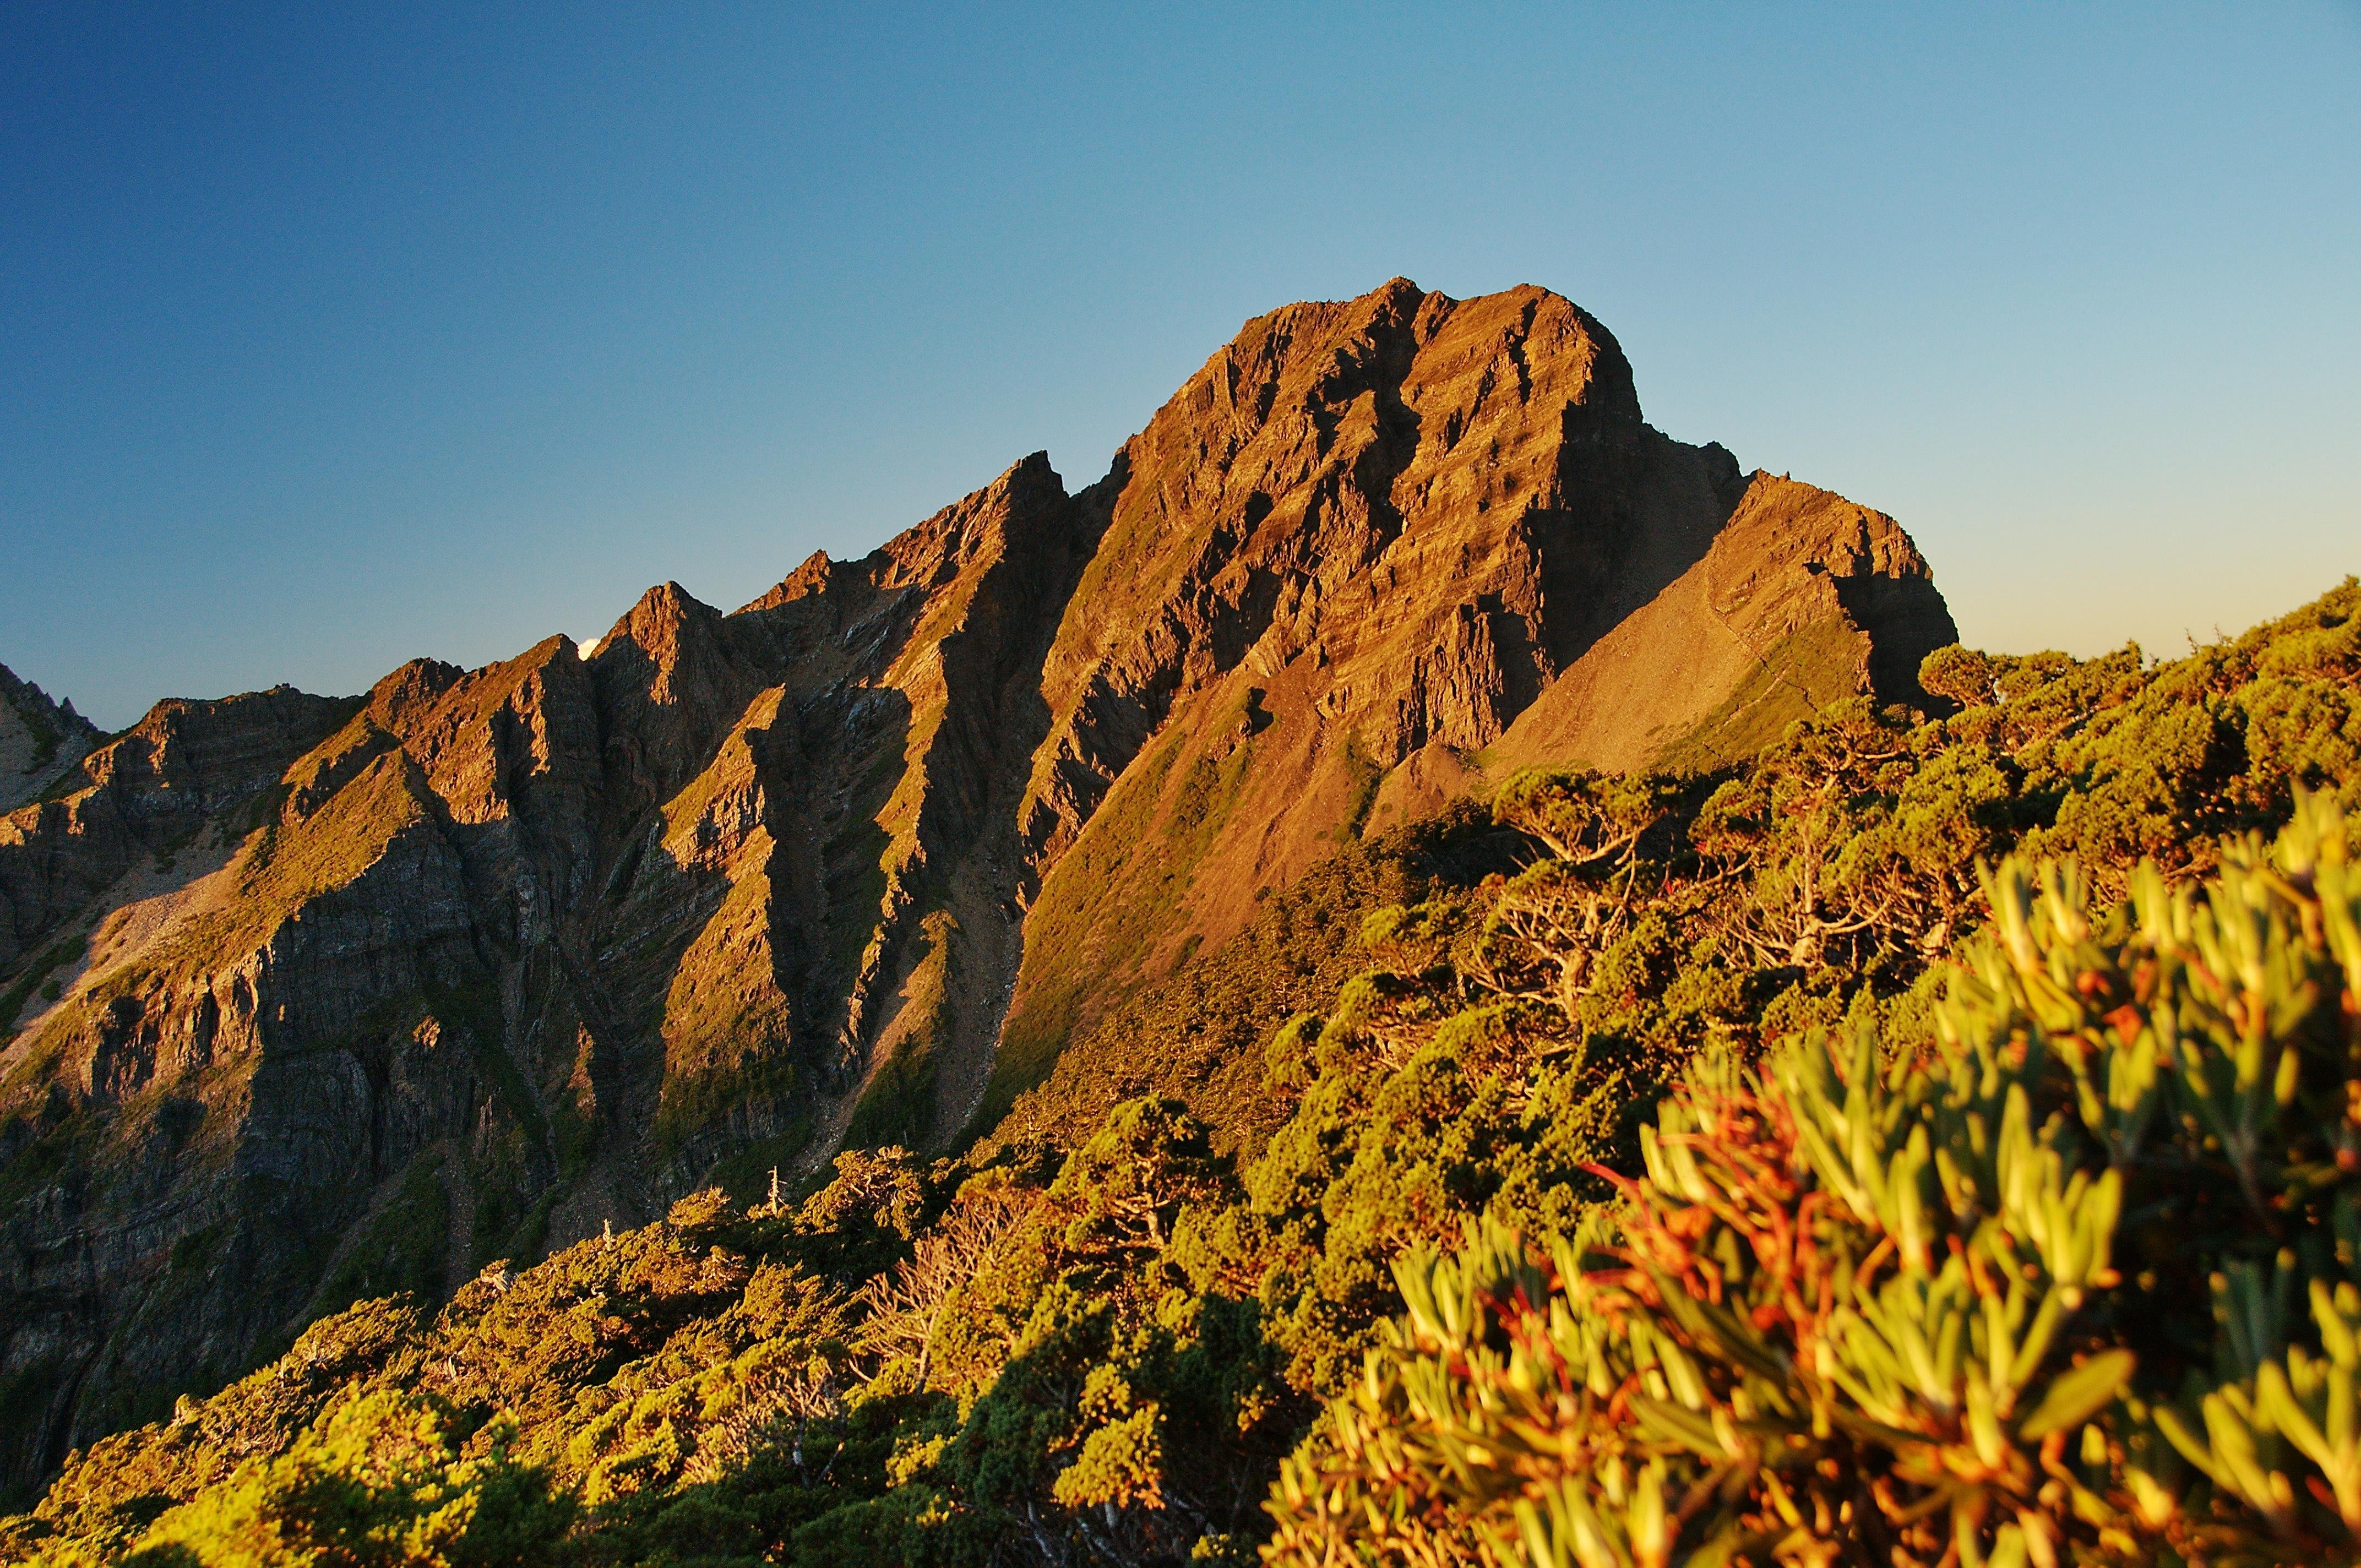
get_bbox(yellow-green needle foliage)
[1269,793,2361,1567]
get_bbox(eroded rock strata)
[0,279,1952,1485]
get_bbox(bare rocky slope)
[0,278,1952,1489]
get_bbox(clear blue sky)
[4,3,2355,728]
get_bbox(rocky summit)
[0,279,1952,1487]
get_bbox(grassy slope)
[981,687,1267,1126]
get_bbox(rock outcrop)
[0,666,102,815]
[0,279,1954,1487]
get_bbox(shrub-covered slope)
[3,580,2353,1566]
[1270,798,2361,1565]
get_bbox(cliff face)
[0,279,1952,1485]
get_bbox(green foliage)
[120,1388,570,1567]
[28,1297,428,1558]
[1267,793,2361,1566]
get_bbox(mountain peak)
[0,283,1951,1487]
[607,580,721,647]
[739,551,835,614]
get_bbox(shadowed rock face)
[0,279,1953,1485]
[0,666,102,817]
